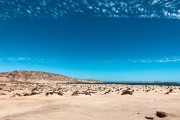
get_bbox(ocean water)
[71,82,180,86]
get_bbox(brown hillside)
[0,71,101,83]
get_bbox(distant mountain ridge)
[0,70,102,83]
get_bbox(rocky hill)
[0,71,102,83]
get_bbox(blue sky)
[0,18,180,82]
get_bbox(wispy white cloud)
[101,59,122,64]
[101,56,180,64]
[5,57,31,61]
[129,56,180,63]
[0,57,56,64]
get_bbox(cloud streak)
[0,57,56,64]
[129,57,180,63]
[102,56,180,64]
[5,57,31,61]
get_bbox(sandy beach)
[0,83,180,120]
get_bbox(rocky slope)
[0,71,102,83]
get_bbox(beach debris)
[127,88,131,90]
[31,91,39,96]
[57,91,63,96]
[165,89,174,94]
[82,91,91,96]
[145,89,150,92]
[0,93,6,95]
[121,90,134,95]
[72,91,80,96]
[11,93,21,97]
[156,111,168,118]
[31,87,38,92]
[145,116,154,119]
[104,89,111,94]
[46,91,54,96]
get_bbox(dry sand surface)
[0,83,180,120]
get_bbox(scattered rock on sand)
[23,92,31,96]
[82,91,91,96]
[121,90,133,95]
[46,91,54,96]
[57,91,63,96]
[72,91,80,96]
[165,89,174,94]
[12,93,21,97]
[145,116,154,120]
[31,91,39,96]
[145,90,150,92]
[0,93,6,95]
[104,89,111,94]
[156,111,168,118]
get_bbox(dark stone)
[121,90,133,95]
[156,111,167,118]
[72,91,80,96]
[145,116,154,119]
[57,92,63,96]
